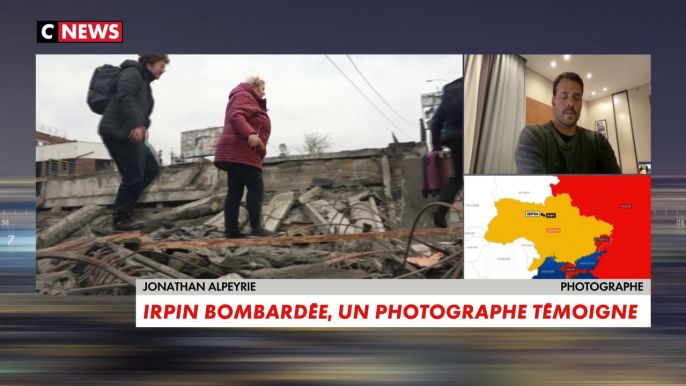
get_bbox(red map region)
[558,262,590,279]
[551,176,651,279]
[594,234,612,251]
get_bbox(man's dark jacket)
[430,77,463,148]
[98,60,155,140]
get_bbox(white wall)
[525,67,551,104]
[628,83,651,162]
[587,95,620,166]
[36,142,111,162]
[525,68,590,128]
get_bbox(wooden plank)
[139,227,463,250]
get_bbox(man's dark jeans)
[224,163,264,234]
[101,135,160,221]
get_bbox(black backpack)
[87,64,121,114]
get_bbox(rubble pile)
[36,185,463,295]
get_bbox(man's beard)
[556,109,579,128]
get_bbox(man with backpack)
[94,54,169,231]
[429,77,464,228]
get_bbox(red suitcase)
[420,150,453,198]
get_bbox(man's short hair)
[553,72,584,96]
[138,54,170,66]
[245,76,265,88]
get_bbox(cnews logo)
[38,21,123,43]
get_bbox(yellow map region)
[484,194,613,271]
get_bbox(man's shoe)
[225,231,247,239]
[432,207,448,228]
[249,228,278,238]
[113,216,145,231]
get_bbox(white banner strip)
[136,295,650,328]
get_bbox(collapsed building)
[36,142,464,295]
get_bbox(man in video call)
[515,72,620,174]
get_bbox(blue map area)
[533,251,606,279]
[575,250,606,271]
[533,258,566,279]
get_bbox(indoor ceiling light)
[603,87,607,91]
[551,61,556,67]
[587,73,592,79]
[564,55,570,60]
[592,91,596,95]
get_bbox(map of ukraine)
[484,194,613,278]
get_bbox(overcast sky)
[36,55,462,164]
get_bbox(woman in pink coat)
[214,76,276,238]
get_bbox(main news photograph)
[462,55,651,280]
[35,54,465,294]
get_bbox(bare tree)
[300,132,333,154]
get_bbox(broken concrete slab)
[242,263,368,279]
[333,200,347,212]
[298,186,323,205]
[263,192,296,232]
[349,192,385,234]
[302,202,333,235]
[204,211,225,228]
[309,199,356,235]
[36,204,106,249]
[149,194,224,223]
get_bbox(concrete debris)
[149,194,224,223]
[36,271,78,295]
[243,263,368,279]
[263,192,296,232]
[302,203,333,235]
[308,199,356,235]
[286,224,314,238]
[37,204,106,249]
[281,207,310,226]
[349,191,385,233]
[37,259,57,275]
[298,186,323,205]
[168,251,209,277]
[36,146,465,294]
